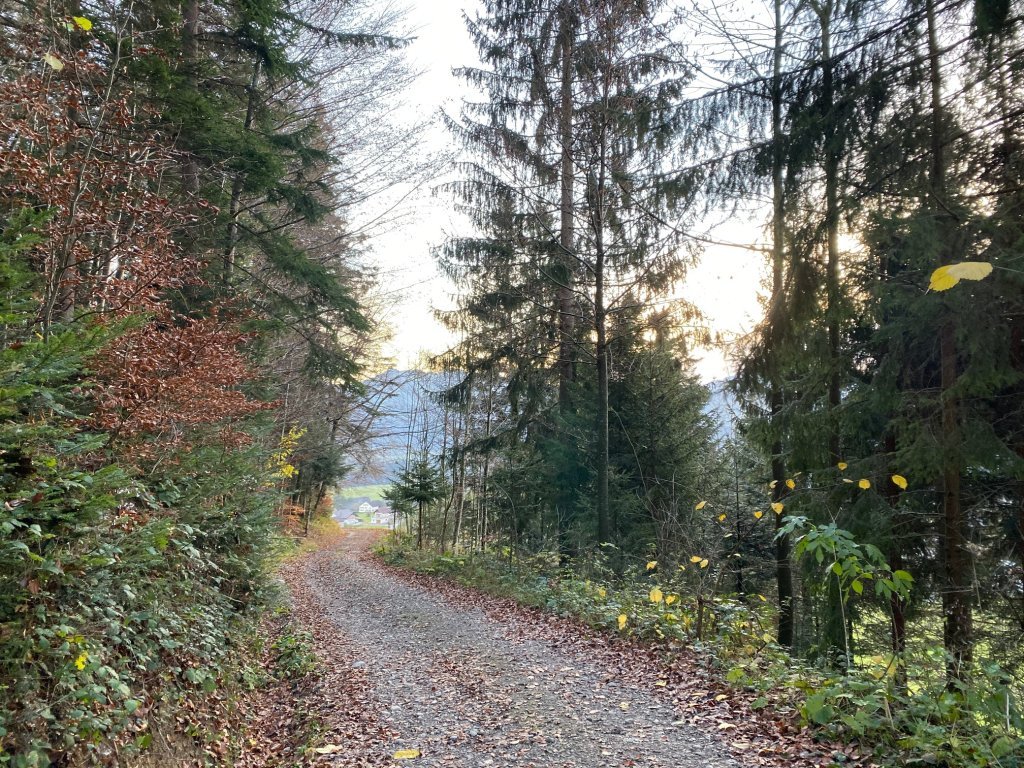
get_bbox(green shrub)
[0,241,284,763]
[271,629,317,680]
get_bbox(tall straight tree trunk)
[813,0,850,668]
[926,0,972,681]
[451,447,466,551]
[557,4,576,410]
[591,10,613,548]
[452,393,470,551]
[554,6,577,563]
[820,7,842,467]
[770,0,795,650]
[480,376,493,551]
[596,299,610,544]
[224,59,261,285]
[417,500,424,550]
[438,405,453,551]
[592,163,609,545]
[593,139,610,546]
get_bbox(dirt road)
[289,531,742,768]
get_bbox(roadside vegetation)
[0,0,411,762]
[380,537,1023,768]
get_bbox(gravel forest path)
[289,530,743,768]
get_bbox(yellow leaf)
[74,653,88,670]
[695,500,707,510]
[649,587,664,603]
[597,587,606,598]
[785,479,796,490]
[619,701,630,711]
[843,478,854,484]
[617,614,627,630]
[769,479,778,489]
[757,594,767,602]
[699,558,709,569]
[837,461,848,471]
[393,749,421,760]
[929,261,993,291]
[891,474,908,490]
[858,478,871,490]
[43,53,64,71]
[929,265,959,291]
[717,513,727,522]
[646,560,657,571]
[665,612,678,621]
[753,510,763,520]
[72,15,93,30]
[771,502,784,514]
[655,680,668,687]
[665,594,677,605]
[690,555,702,563]
[949,261,994,281]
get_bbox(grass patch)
[335,483,389,501]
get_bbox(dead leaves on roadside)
[235,547,393,767]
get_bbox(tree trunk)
[813,8,852,669]
[452,447,466,551]
[926,0,972,681]
[224,60,261,285]
[592,28,612,548]
[596,332,610,544]
[594,180,610,544]
[770,0,795,650]
[480,385,492,552]
[557,3,576,410]
[817,2,843,468]
[417,500,424,550]
[883,434,908,692]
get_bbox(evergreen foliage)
[417,0,1024,760]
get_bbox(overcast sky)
[363,0,765,382]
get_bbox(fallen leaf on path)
[314,744,345,755]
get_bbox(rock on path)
[298,531,743,768]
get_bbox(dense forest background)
[382,0,1024,764]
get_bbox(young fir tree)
[389,455,445,550]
